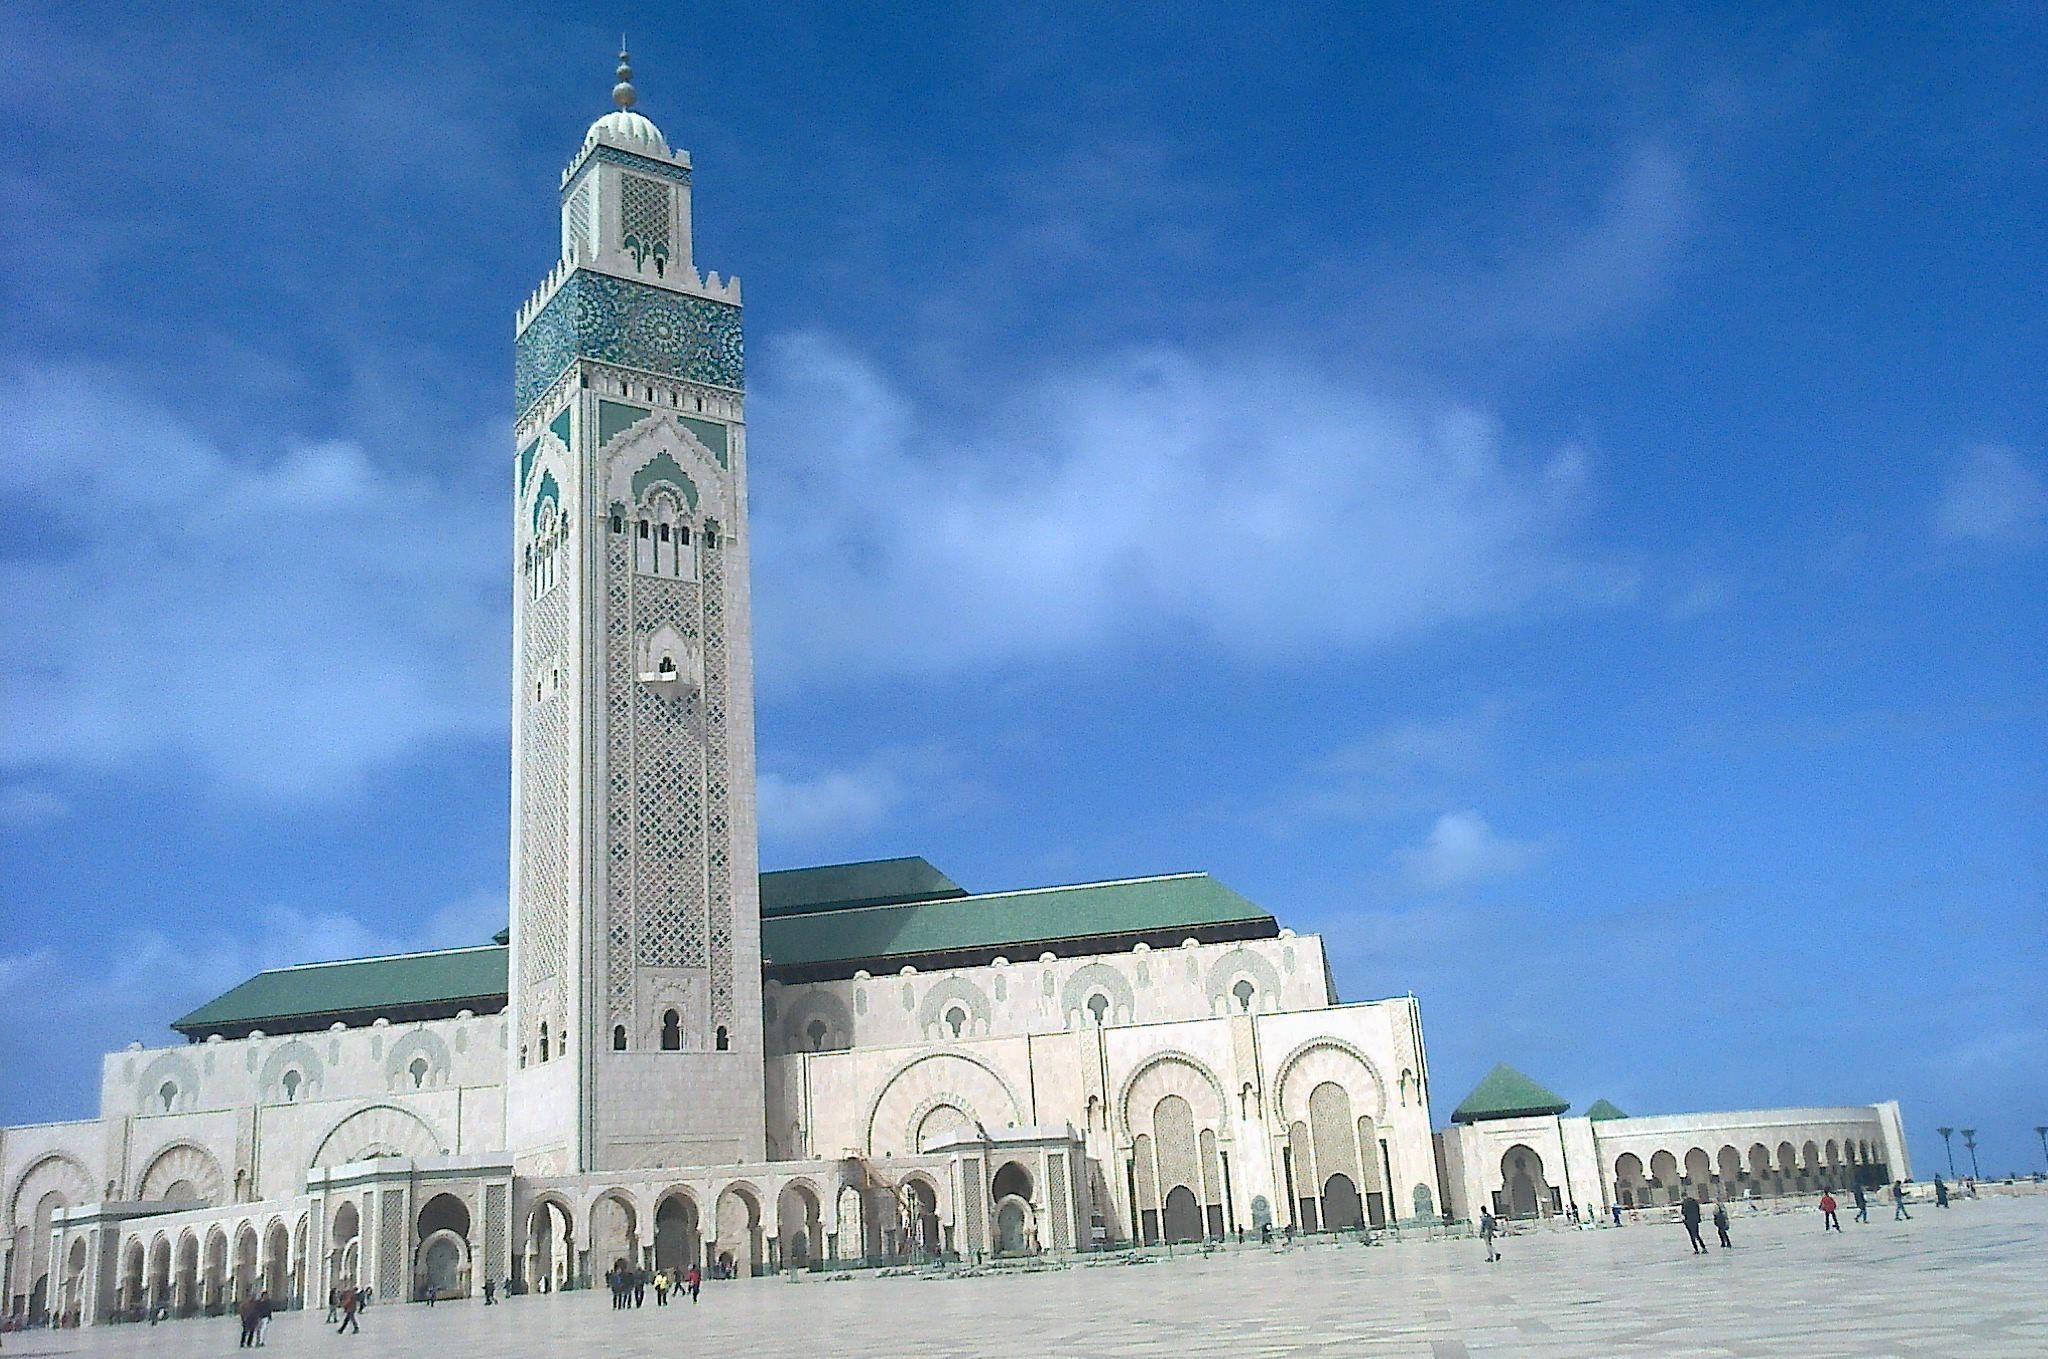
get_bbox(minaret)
[507,50,763,1174]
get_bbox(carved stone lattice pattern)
[484,1183,509,1279]
[605,487,725,1032]
[1308,1081,1361,1183]
[518,571,573,1021]
[1047,1156,1071,1249]
[516,271,742,416]
[1154,1095,1200,1195]
[136,1142,226,1204]
[565,181,592,257]
[961,1161,985,1248]
[620,173,672,270]
[702,538,733,1023]
[377,1192,406,1298]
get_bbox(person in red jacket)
[1818,1191,1842,1231]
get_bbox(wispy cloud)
[750,336,1624,687]
[0,367,505,798]
[0,889,505,1123]
[1935,444,2047,549]
[1397,810,1542,891]
[0,783,69,826]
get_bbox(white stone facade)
[1436,1101,1912,1222]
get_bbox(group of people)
[234,1292,274,1347]
[605,1262,701,1309]
[1818,1176,1948,1229]
[1477,1175,1956,1264]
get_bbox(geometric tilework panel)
[620,173,672,271]
[516,270,743,416]
[378,1191,406,1299]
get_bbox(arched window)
[657,656,676,678]
[612,1025,627,1051]
[610,511,623,534]
[944,1006,967,1038]
[159,1080,178,1112]
[409,1057,429,1089]
[1085,993,1110,1026]
[805,1019,829,1051]
[539,1023,550,1063]
[1232,979,1256,1012]
[281,1070,301,1102]
[715,1026,729,1051]
[661,1010,681,1051]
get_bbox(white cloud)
[1665,576,1733,620]
[1397,810,1540,890]
[0,367,505,797]
[750,336,1620,686]
[758,764,904,845]
[757,745,961,849]
[0,783,69,826]
[1936,445,2047,548]
[0,890,505,1123]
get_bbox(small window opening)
[678,524,691,544]
[1232,979,1256,1013]
[715,1025,730,1051]
[805,1019,829,1051]
[658,523,670,542]
[281,1070,301,1102]
[944,1006,967,1038]
[612,1024,627,1051]
[539,1023,550,1062]
[657,656,677,678]
[1085,993,1110,1026]
[409,1056,429,1089]
[159,1081,178,1112]
[661,1010,681,1050]
[610,512,623,533]
[638,520,650,539]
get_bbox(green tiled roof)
[172,946,508,1038]
[1450,1063,1570,1124]
[760,856,966,917]
[171,868,1276,1036]
[1585,1098,1628,1121]
[762,872,1272,975]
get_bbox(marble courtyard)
[12,1195,2047,1358]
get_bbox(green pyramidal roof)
[1450,1063,1570,1123]
[1585,1098,1628,1121]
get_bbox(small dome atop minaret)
[583,43,668,154]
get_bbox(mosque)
[1,59,1909,1326]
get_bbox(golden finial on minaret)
[613,39,637,109]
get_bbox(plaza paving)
[18,1194,2048,1358]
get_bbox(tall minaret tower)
[507,50,763,1174]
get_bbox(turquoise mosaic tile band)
[516,269,743,416]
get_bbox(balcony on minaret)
[637,625,701,702]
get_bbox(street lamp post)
[1960,1129,1980,1181]
[2035,1126,2046,1175]
[1936,1127,1956,1179]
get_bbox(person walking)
[254,1292,273,1347]
[634,1267,646,1308]
[424,1283,437,1308]
[1892,1181,1912,1221]
[1934,1177,1950,1208]
[653,1271,669,1306]
[483,1277,496,1305]
[1680,1196,1707,1254]
[325,1286,340,1323]
[1479,1208,1501,1262]
[1852,1183,1869,1223]
[1713,1202,1732,1249]
[336,1286,361,1335]
[237,1294,259,1349]
[685,1262,701,1304]
[1818,1191,1842,1231]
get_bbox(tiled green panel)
[629,449,698,508]
[516,269,743,417]
[598,399,651,447]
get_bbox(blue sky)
[2,2,2042,1177]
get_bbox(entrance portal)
[1161,1185,1204,1243]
